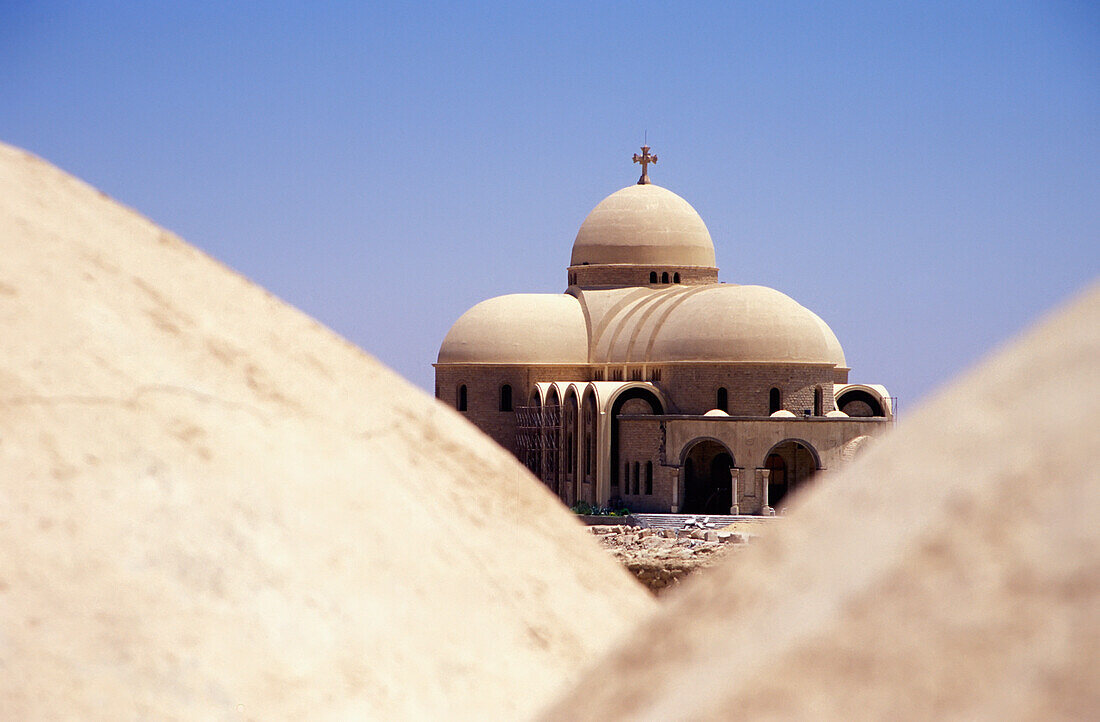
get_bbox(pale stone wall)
[657,363,837,416]
[615,419,667,513]
[434,364,590,452]
[664,416,891,513]
[435,364,871,511]
[619,397,656,414]
[612,415,891,513]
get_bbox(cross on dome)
[632,145,657,185]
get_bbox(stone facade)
[435,164,894,514]
[654,363,838,415]
[435,364,590,451]
[436,365,892,514]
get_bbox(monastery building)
[435,148,893,514]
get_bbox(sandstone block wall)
[658,363,837,416]
[434,364,591,452]
[663,416,891,494]
[435,364,867,510]
[614,416,892,513]
[616,419,669,513]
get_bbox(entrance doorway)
[764,440,819,509]
[681,440,734,514]
[610,386,663,492]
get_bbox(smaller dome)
[826,410,850,418]
[571,184,716,268]
[770,410,797,418]
[704,409,729,417]
[646,285,846,366]
[438,294,588,364]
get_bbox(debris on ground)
[588,525,757,593]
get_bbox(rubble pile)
[589,524,753,593]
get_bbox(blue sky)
[3,1,1097,408]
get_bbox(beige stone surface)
[437,293,588,364]
[570,184,717,267]
[580,284,846,366]
[0,143,654,721]
[542,282,1100,721]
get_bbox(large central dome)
[570,184,717,268]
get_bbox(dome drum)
[568,264,718,289]
[569,183,718,288]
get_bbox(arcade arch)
[836,388,885,417]
[609,386,663,491]
[578,387,598,504]
[562,389,579,505]
[680,438,735,515]
[764,439,820,509]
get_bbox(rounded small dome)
[704,409,729,417]
[770,410,797,418]
[438,294,588,364]
[645,285,846,366]
[571,184,716,268]
[826,409,850,418]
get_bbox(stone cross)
[633,145,657,185]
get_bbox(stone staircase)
[629,513,778,531]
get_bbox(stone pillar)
[760,468,775,516]
[670,466,680,513]
[729,467,740,516]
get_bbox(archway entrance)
[581,391,597,506]
[610,386,663,493]
[764,440,819,509]
[562,391,579,507]
[836,389,884,417]
[681,440,734,514]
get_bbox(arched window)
[837,389,885,417]
[645,461,653,495]
[649,271,658,283]
[584,396,596,478]
[769,387,781,414]
[499,384,512,412]
[661,271,669,283]
[457,384,468,412]
[673,272,681,283]
[716,387,728,412]
[633,462,640,495]
[814,386,823,416]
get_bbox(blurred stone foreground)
[1,143,1096,720]
[0,143,654,720]
[544,280,1099,719]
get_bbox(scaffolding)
[514,405,562,492]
